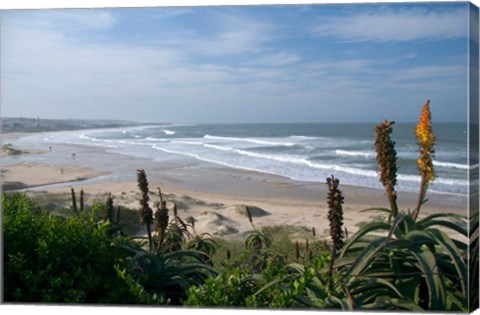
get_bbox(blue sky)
[0,2,474,123]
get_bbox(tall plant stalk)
[105,193,114,222]
[155,200,169,255]
[326,175,344,290]
[79,189,84,214]
[413,100,436,221]
[71,188,78,217]
[137,169,154,252]
[374,120,399,218]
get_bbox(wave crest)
[335,149,374,158]
[204,135,296,147]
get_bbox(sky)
[0,1,475,123]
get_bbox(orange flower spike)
[413,100,436,221]
[415,100,436,181]
[416,100,435,147]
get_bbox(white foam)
[396,173,468,187]
[78,134,96,141]
[151,144,282,177]
[164,141,469,190]
[172,140,203,145]
[231,149,380,178]
[32,125,468,196]
[433,160,469,170]
[204,144,234,151]
[145,137,169,142]
[288,135,318,140]
[163,129,176,135]
[204,135,296,147]
[116,140,153,146]
[335,149,375,158]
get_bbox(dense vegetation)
[3,193,138,303]
[2,101,477,311]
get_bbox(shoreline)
[1,133,469,239]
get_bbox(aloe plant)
[328,209,468,311]
[187,233,217,257]
[116,242,217,304]
[470,211,479,311]
[256,102,469,311]
[315,102,468,311]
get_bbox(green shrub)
[3,193,138,304]
[185,267,257,307]
[185,254,330,308]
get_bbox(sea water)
[24,122,471,196]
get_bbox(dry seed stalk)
[157,187,163,204]
[226,249,231,261]
[326,176,345,251]
[80,189,84,213]
[326,175,345,291]
[294,240,300,260]
[115,206,121,224]
[137,169,153,251]
[246,206,256,230]
[374,120,399,217]
[105,193,114,222]
[154,200,169,255]
[71,188,78,217]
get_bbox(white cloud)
[389,65,467,82]
[2,15,180,118]
[7,9,117,33]
[151,8,192,19]
[245,52,301,67]
[314,7,468,42]
[0,6,470,122]
[149,11,281,57]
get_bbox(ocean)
[33,122,470,196]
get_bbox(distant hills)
[1,117,150,133]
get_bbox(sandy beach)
[1,132,469,240]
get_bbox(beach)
[1,130,468,240]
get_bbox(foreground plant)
[318,101,468,311]
[255,101,468,311]
[413,100,436,220]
